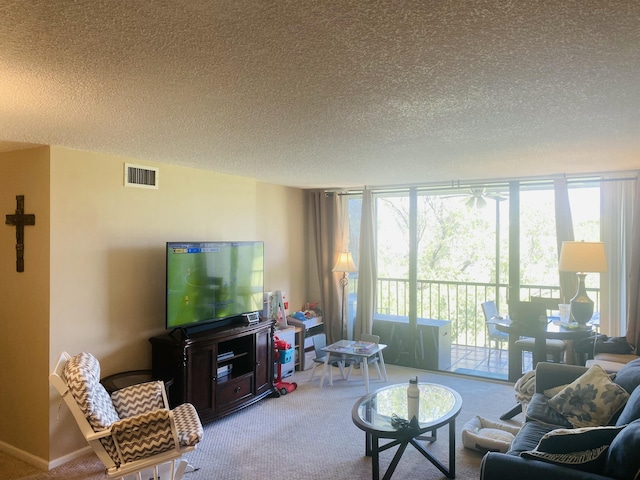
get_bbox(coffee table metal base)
[353,383,461,480]
[366,422,455,480]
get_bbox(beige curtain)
[354,188,377,339]
[601,177,634,337]
[625,177,640,353]
[308,190,343,344]
[554,178,577,303]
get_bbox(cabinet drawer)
[217,375,253,410]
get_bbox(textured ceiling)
[0,0,639,189]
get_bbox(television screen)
[166,241,264,330]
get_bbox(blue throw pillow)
[616,385,640,426]
[603,419,640,479]
[614,357,640,394]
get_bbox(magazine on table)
[352,341,376,353]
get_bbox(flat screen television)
[166,241,264,331]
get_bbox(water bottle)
[407,376,419,421]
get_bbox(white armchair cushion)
[111,409,176,463]
[111,381,166,418]
[173,403,204,447]
[63,352,119,430]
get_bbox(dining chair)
[516,297,567,363]
[530,296,562,313]
[514,337,566,363]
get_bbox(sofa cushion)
[548,365,629,428]
[613,357,640,393]
[603,418,640,479]
[508,421,557,455]
[526,393,573,428]
[616,384,640,427]
[520,425,624,473]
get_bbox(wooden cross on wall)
[5,195,36,272]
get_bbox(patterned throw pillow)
[548,365,629,428]
[521,425,624,473]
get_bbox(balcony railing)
[361,277,600,349]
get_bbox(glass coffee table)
[352,382,462,479]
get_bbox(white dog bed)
[461,416,521,453]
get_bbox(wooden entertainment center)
[149,318,276,423]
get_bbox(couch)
[587,352,639,373]
[480,360,640,479]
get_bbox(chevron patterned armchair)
[50,352,203,480]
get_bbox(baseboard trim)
[48,445,92,470]
[0,440,92,471]
[0,439,48,470]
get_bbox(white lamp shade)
[559,241,608,273]
[332,251,357,273]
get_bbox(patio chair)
[50,351,203,480]
[481,301,508,362]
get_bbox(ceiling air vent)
[124,163,158,189]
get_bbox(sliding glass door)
[347,178,601,376]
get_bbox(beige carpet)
[3,364,523,479]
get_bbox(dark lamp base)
[570,299,594,325]
[569,272,595,325]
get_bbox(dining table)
[494,317,594,382]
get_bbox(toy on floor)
[274,336,297,395]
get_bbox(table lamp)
[558,241,607,324]
[333,251,357,338]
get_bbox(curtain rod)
[326,170,639,196]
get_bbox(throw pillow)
[521,425,624,473]
[526,393,573,428]
[613,357,640,394]
[543,384,568,398]
[603,418,640,479]
[617,384,640,426]
[548,364,629,428]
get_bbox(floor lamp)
[558,241,607,325]
[333,251,357,339]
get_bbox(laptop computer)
[508,301,548,326]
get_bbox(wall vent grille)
[124,163,159,189]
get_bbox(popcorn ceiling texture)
[0,0,638,188]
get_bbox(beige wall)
[1,146,307,468]
[0,147,51,463]
[255,182,307,310]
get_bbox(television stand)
[150,318,276,423]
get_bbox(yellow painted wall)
[256,182,307,311]
[0,147,51,462]
[1,145,307,468]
